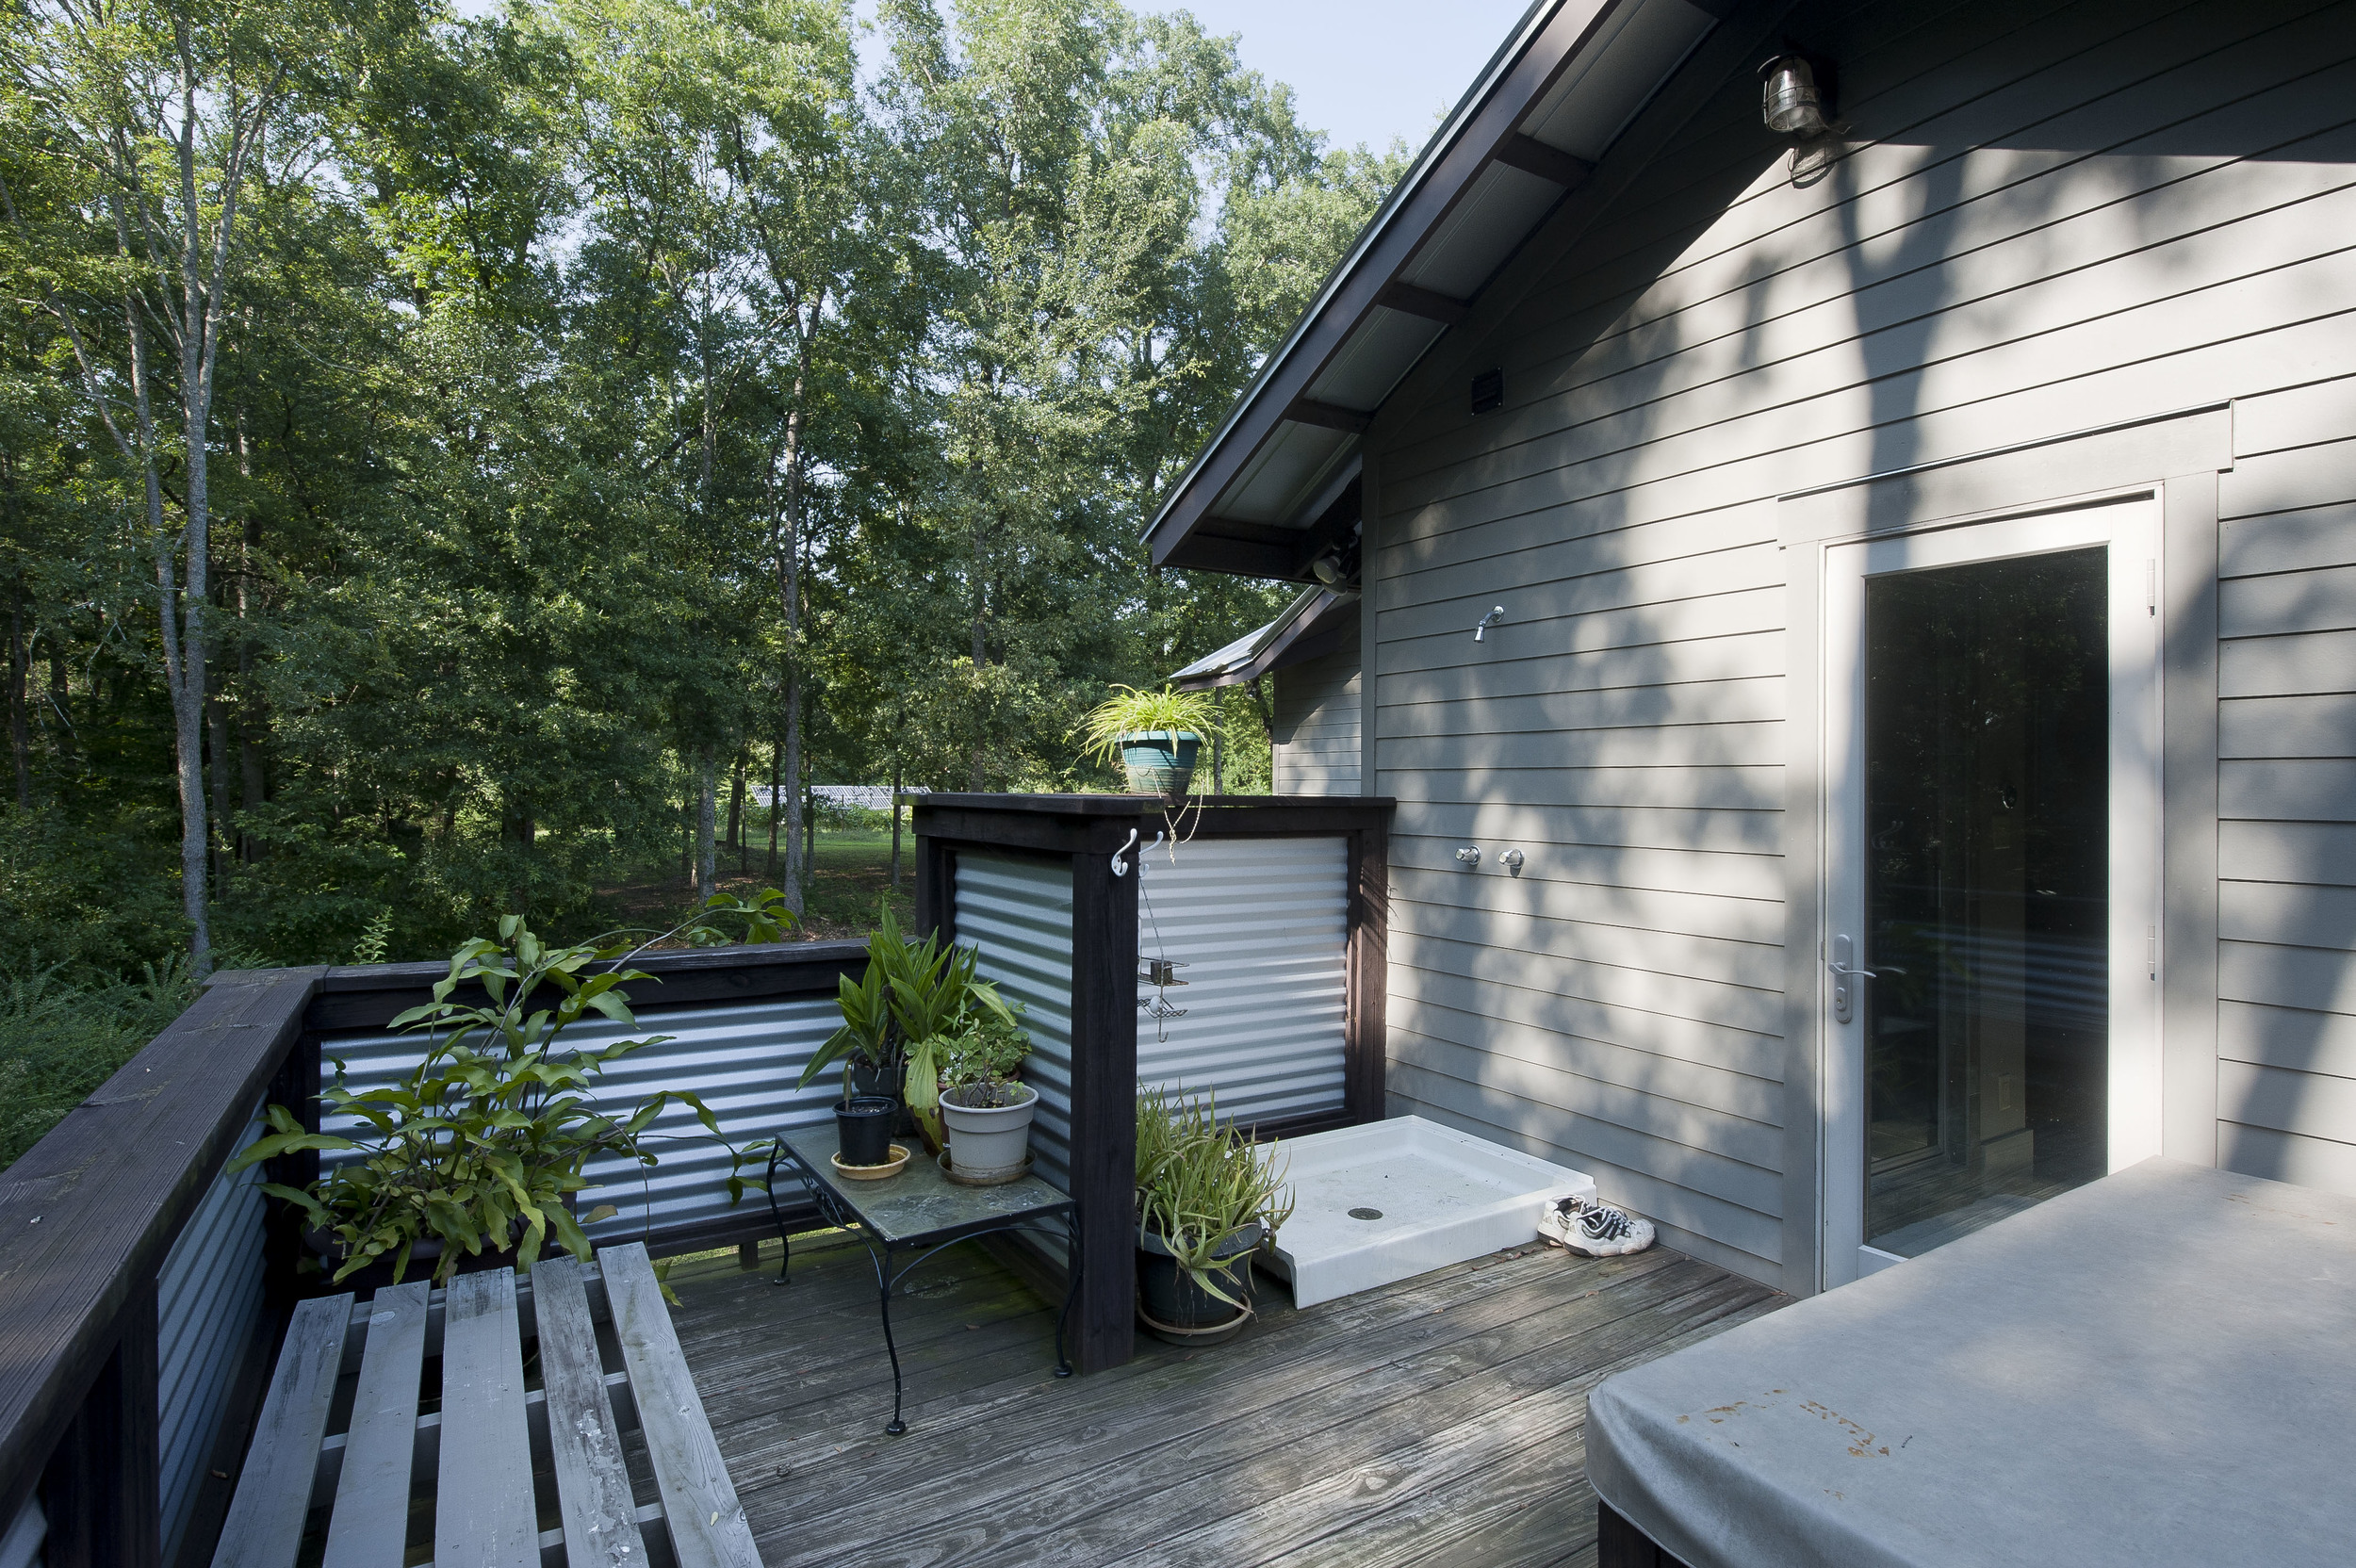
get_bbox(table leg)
[766,1146,794,1286]
[1054,1212,1078,1379]
[876,1241,908,1436]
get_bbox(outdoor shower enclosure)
[912,792,1393,1373]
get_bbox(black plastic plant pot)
[835,1096,900,1167]
[1137,1222,1261,1345]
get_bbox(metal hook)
[1111,826,1139,876]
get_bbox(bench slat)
[211,1293,351,1568]
[434,1269,538,1567]
[604,1244,760,1568]
[532,1259,644,1567]
[321,1279,430,1568]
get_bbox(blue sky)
[1160,0,1537,155]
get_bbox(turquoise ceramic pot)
[1118,730,1201,797]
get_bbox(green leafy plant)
[939,1011,1032,1108]
[798,907,1022,1149]
[351,906,394,965]
[231,892,795,1285]
[1135,1086,1294,1310]
[1076,685,1224,766]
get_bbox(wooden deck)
[660,1231,1784,1568]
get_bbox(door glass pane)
[1863,547,2108,1257]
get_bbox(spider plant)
[1076,686,1223,765]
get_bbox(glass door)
[1821,496,2161,1287]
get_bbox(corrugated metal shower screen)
[954,851,1078,1192]
[1134,835,1349,1127]
[318,994,841,1247]
[155,1104,268,1566]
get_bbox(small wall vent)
[1469,367,1503,416]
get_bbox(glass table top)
[779,1122,1072,1245]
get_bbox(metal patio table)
[763,1121,1078,1434]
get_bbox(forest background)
[0,0,1407,1015]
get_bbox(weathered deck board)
[662,1235,1780,1567]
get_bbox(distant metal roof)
[1168,588,1361,690]
[1144,0,1724,580]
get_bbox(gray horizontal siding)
[2217,371,2356,1196]
[1365,0,2356,1284]
[1271,645,1360,795]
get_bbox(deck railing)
[0,792,1391,1567]
[0,941,864,1568]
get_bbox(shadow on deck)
[660,1233,1784,1568]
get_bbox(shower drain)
[1349,1207,1384,1220]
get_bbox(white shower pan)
[1257,1116,1596,1308]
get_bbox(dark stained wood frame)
[911,793,1394,1376]
[1596,1500,1693,1568]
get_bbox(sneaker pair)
[1538,1195,1656,1257]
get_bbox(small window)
[1469,368,1504,416]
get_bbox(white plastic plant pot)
[940,1081,1039,1180]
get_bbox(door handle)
[1829,935,1875,1024]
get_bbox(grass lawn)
[709,820,917,942]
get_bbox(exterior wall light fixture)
[1759,55,1828,138]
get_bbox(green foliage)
[938,1009,1032,1107]
[0,960,198,1171]
[0,0,1399,980]
[352,907,395,965]
[798,906,1020,1147]
[229,897,793,1284]
[1135,1085,1293,1309]
[1076,685,1224,765]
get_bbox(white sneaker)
[1539,1195,1655,1257]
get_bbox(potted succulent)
[1134,1086,1294,1346]
[1079,685,1224,798]
[800,908,1022,1165]
[937,1010,1035,1184]
[231,892,794,1287]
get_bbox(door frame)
[1773,403,2230,1298]
[1817,491,2163,1287]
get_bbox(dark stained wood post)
[1067,838,1140,1374]
[39,1281,161,1568]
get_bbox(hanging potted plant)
[1079,685,1223,798]
[231,893,794,1287]
[937,1010,1035,1184]
[1134,1086,1294,1346]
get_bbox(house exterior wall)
[1271,645,1363,795]
[1354,0,2356,1289]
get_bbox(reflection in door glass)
[1864,547,2107,1257]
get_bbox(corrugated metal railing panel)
[1135,836,1349,1127]
[156,1103,267,1566]
[955,852,1077,1192]
[319,995,841,1247]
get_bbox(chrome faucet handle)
[1497,848,1525,873]
[1455,845,1482,866]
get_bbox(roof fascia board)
[1366,0,1801,454]
[1144,0,1631,568]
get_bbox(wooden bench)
[210,1241,759,1568]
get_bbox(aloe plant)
[1136,1086,1294,1310]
